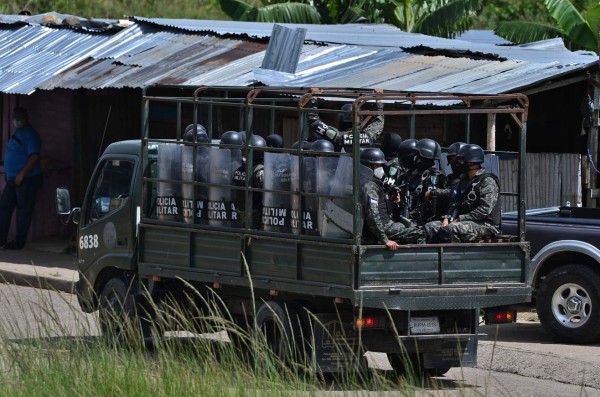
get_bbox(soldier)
[307,88,384,151]
[424,144,501,243]
[361,148,425,250]
[266,133,284,148]
[406,138,446,225]
[423,141,468,217]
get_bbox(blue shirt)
[4,125,41,180]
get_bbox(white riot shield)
[194,146,210,224]
[208,148,236,226]
[157,143,182,222]
[316,156,341,237]
[321,156,372,238]
[182,145,194,224]
[263,152,292,233]
[290,156,318,236]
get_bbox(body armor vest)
[456,172,501,226]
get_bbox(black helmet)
[339,103,354,125]
[398,138,418,168]
[417,138,441,160]
[292,140,311,150]
[184,123,206,134]
[447,142,466,158]
[381,132,403,159]
[265,134,284,148]
[220,131,244,146]
[249,134,267,161]
[310,139,334,153]
[458,144,485,164]
[240,131,249,145]
[397,139,418,157]
[183,124,208,143]
[360,147,386,166]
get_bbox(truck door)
[78,156,137,274]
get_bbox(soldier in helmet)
[361,148,425,250]
[266,133,284,148]
[424,144,501,243]
[406,138,446,225]
[232,133,266,228]
[184,123,208,142]
[424,141,468,217]
[306,88,385,152]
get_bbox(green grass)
[0,0,229,21]
[0,282,452,397]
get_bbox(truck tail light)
[485,309,517,324]
[355,316,384,329]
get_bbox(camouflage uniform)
[362,179,426,245]
[424,168,501,243]
[407,165,447,225]
[308,102,384,151]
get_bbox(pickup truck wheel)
[537,264,600,344]
[255,301,306,366]
[99,277,151,346]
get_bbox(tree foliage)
[493,0,600,53]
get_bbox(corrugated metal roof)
[131,17,598,63]
[0,16,594,97]
[0,24,114,94]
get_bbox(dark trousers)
[0,175,42,246]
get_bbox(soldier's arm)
[361,102,384,144]
[307,99,344,146]
[458,177,499,222]
[363,186,389,244]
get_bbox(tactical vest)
[456,172,501,226]
[376,183,393,226]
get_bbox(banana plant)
[494,0,600,53]
[220,0,322,23]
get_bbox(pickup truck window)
[85,159,134,225]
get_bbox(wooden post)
[487,113,496,151]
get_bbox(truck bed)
[138,223,531,311]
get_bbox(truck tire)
[536,264,600,344]
[255,301,307,365]
[99,277,151,346]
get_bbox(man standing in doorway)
[0,107,42,250]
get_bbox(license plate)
[409,316,440,334]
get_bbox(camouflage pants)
[424,220,500,243]
[385,222,427,244]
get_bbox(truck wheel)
[388,353,450,377]
[255,301,306,365]
[99,277,151,346]
[537,264,600,344]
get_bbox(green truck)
[57,87,531,375]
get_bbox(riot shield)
[157,143,182,222]
[194,146,210,224]
[320,156,372,238]
[290,156,318,236]
[208,147,236,226]
[182,145,194,224]
[316,156,342,237]
[262,152,292,233]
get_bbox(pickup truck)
[56,87,532,375]
[503,206,600,344]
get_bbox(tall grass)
[0,281,455,396]
[0,0,229,21]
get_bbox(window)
[86,159,134,224]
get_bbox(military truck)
[56,86,531,375]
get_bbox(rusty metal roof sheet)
[0,16,594,97]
